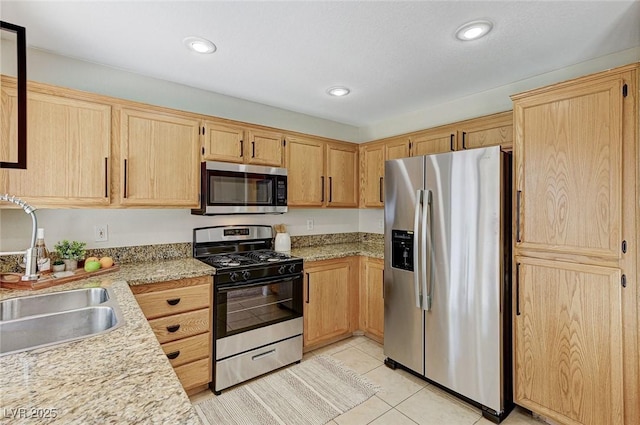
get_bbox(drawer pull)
[166,324,181,333]
[166,298,181,306]
[252,349,276,361]
[166,351,181,360]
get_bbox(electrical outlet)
[94,224,108,242]
[378,219,384,229]
[306,219,314,230]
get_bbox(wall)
[360,47,640,141]
[0,208,359,251]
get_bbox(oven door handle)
[216,275,299,292]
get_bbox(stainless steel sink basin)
[0,287,124,356]
[0,287,109,321]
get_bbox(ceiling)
[2,1,639,127]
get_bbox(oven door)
[215,275,303,340]
[195,161,287,215]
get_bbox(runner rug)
[194,355,380,425]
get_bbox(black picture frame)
[0,21,27,169]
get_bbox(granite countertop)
[0,258,215,425]
[291,242,383,262]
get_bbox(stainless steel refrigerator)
[383,146,512,423]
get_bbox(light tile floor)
[190,336,547,425]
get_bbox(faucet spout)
[0,194,39,281]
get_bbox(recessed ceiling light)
[183,36,216,54]
[327,86,351,97]
[455,20,493,41]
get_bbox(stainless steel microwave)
[191,161,287,215]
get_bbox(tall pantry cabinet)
[511,64,638,425]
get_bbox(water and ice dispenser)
[391,230,414,271]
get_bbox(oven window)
[209,172,274,206]
[216,277,303,338]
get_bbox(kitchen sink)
[0,287,124,356]
[0,287,110,321]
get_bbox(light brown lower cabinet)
[303,257,359,351]
[359,257,384,343]
[514,257,625,425]
[131,276,213,394]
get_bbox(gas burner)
[246,250,290,263]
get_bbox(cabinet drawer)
[161,333,210,368]
[136,284,210,319]
[149,309,210,343]
[174,357,211,390]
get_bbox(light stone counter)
[0,258,215,425]
[291,242,384,262]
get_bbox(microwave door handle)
[414,189,423,309]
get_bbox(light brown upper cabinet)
[410,126,456,156]
[202,121,244,163]
[456,111,513,151]
[285,136,325,207]
[359,137,410,207]
[512,63,638,425]
[202,120,283,167]
[359,143,384,208]
[118,107,200,207]
[286,136,358,208]
[326,142,358,207]
[385,136,411,160]
[1,77,111,207]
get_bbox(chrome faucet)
[0,194,39,281]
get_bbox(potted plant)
[53,240,86,271]
[52,259,65,272]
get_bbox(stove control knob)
[278,265,286,275]
[242,271,251,281]
[229,272,239,282]
[289,264,296,274]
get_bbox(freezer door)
[423,146,504,412]
[383,155,425,375]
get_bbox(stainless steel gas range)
[193,225,303,394]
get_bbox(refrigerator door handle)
[414,189,423,309]
[423,189,433,311]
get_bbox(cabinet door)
[246,128,283,167]
[458,111,513,150]
[202,121,244,163]
[285,136,324,207]
[326,143,358,207]
[411,128,455,156]
[303,260,351,348]
[361,258,384,342]
[1,88,111,206]
[120,108,200,206]
[514,77,623,262]
[360,144,384,208]
[514,257,623,425]
[385,137,410,160]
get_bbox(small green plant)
[53,240,86,260]
[52,259,64,266]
